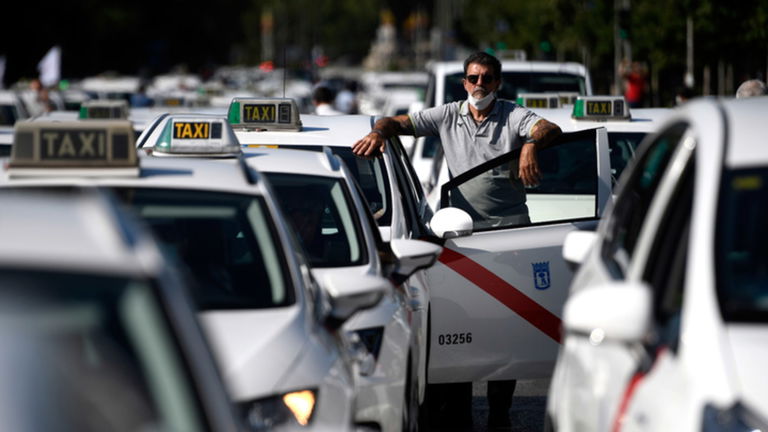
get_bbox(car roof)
[721,96,768,167]
[0,154,262,196]
[244,147,345,178]
[236,113,373,148]
[0,188,162,276]
[0,91,21,105]
[428,60,589,77]
[530,106,673,133]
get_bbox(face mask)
[467,91,495,110]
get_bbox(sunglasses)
[465,73,496,84]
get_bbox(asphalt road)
[424,379,549,431]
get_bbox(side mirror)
[318,273,388,329]
[429,207,473,239]
[562,230,598,267]
[389,239,443,285]
[563,281,652,344]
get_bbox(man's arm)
[519,119,562,187]
[352,114,413,157]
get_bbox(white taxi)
[0,187,242,432]
[0,90,29,156]
[547,96,768,432]
[242,146,442,432]
[2,119,386,432]
[227,97,620,427]
[227,98,437,413]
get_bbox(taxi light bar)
[9,120,138,177]
[572,96,631,121]
[557,92,580,106]
[227,97,302,131]
[516,93,561,109]
[152,115,241,157]
[78,100,129,120]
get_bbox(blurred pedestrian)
[675,86,694,106]
[312,86,342,115]
[130,83,154,108]
[335,80,359,114]
[619,59,648,108]
[735,79,767,98]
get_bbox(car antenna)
[282,47,287,99]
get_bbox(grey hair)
[736,79,768,98]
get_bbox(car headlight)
[702,402,768,432]
[240,389,317,430]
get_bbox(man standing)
[352,51,561,429]
[312,86,343,115]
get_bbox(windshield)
[444,71,587,104]
[282,146,393,226]
[0,269,205,432]
[115,188,293,311]
[265,173,367,268]
[717,168,768,322]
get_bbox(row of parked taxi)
[3,87,767,432]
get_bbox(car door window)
[440,129,600,232]
[600,123,688,276]
[389,136,432,237]
[642,155,694,353]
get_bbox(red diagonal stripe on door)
[438,247,562,344]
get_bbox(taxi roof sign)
[572,96,631,121]
[227,97,302,131]
[152,115,241,157]
[78,100,129,120]
[9,120,138,177]
[516,93,561,109]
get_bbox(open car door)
[426,128,612,383]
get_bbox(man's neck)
[468,99,496,122]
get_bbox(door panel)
[426,129,611,382]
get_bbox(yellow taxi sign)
[516,93,561,109]
[227,97,301,131]
[572,96,631,121]
[9,120,138,176]
[153,115,240,156]
[78,100,129,120]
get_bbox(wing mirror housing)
[319,273,388,330]
[562,230,598,269]
[388,238,443,285]
[429,207,473,239]
[563,281,652,344]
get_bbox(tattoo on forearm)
[374,115,414,137]
[530,121,562,146]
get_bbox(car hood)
[199,307,307,401]
[726,324,768,415]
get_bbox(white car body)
[0,187,243,432]
[243,147,441,431]
[235,114,437,410]
[233,112,621,405]
[547,96,768,432]
[0,149,377,432]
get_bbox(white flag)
[37,46,61,87]
[0,56,5,89]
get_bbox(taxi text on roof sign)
[516,93,561,109]
[227,97,302,131]
[571,96,631,121]
[152,115,241,156]
[79,100,129,120]
[9,120,138,177]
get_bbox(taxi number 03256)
[437,332,472,345]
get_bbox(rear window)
[115,188,293,311]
